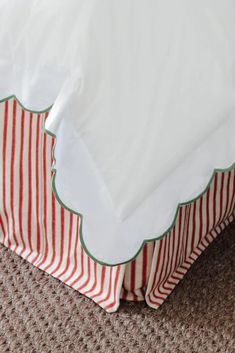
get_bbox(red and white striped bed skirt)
[1,97,235,313]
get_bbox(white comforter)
[0,0,235,264]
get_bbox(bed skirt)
[0,97,235,312]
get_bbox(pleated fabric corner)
[0,98,234,312]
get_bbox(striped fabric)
[0,97,234,313]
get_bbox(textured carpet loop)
[0,224,234,352]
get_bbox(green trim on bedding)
[2,96,235,266]
[45,126,235,267]
[0,95,53,113]
[51,156,235,267]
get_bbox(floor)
[0,223,234,353]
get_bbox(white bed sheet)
[0,0,234,264]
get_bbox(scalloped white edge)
[45,106,235,265]
[1,96,235,266]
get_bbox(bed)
[0,0,235,312]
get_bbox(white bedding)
[0,0,235,264]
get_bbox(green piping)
[0,95,53,113]
[51,158,235,267]
[45,126,235,267]
[2,96,235,266]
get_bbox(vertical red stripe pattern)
[0,98,125,313]
[145,172,235,309]
[0,98,234,312]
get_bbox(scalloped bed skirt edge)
[0,98,235,313]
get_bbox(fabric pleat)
[0,98,234,312]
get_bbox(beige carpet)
[0,224,234,353]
